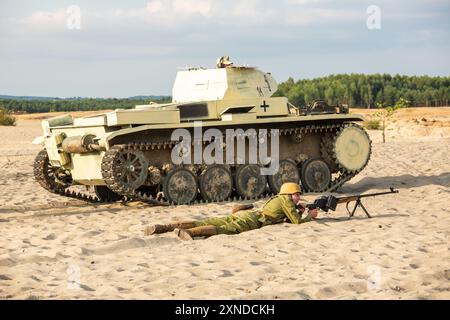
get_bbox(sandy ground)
[0,108,449,300]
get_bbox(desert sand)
[0,108,449,300]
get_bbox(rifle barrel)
[335,189,398,204]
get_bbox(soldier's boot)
[144,221,196,236]
[173,225,218,241]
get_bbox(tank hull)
[36,115,371,204]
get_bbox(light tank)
[33,56,372,204]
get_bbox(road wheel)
[268,159,300,194]
[300,158,331,192]
[199,165,233,202]
[235,164,267,199]
[163,167,198,204]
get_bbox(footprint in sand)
[341,281,367,294]
[80,238,147,255]
[0,258,16,267]
[249,261,265,266]
[30,275,42,282]
[81,230,104,238]
[79,284,95,292]
[42,233,56,240]
[315,286,341,299]
[80,237,179,256]
[443,269,450,281]
[218,270,234,277]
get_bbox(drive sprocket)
[101,145,149,196]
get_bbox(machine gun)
[304,187,399,219]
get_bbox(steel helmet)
[279,182,302,195]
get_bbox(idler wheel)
[33,149,72,193]
[163,167,198,204]
[333,124,371,172]
[268,159,300,194]
[300,158,331,192]
[234,164,267,199]
[199,165,233,202]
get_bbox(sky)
[0,0,449,98]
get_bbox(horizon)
[0,94,171,99]
[1,72,449,100]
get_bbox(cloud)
[146,0,163,14]
[1,0,367,32]
[8,8,66,31]
[286,0,322,4]
[227,0,279,25]
[173,0,211,16]
[0,0,442,61]
[108,0,212,24]
[286,8,362,26]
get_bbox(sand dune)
[0,108,449,300]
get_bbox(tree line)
[274,74,450,108]
[1,74,449,114]
[0,97,171,114]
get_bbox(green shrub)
[0,107,16,126]
[363,119,381,130]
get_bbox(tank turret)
[172,56,277,103]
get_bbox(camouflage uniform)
[194,195,313,235]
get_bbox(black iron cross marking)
[260,100,270,112]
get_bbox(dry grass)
[363,119,381,130]
[0,107,16,126]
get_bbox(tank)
[33,56,372,205]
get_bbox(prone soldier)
[144,182,318,241]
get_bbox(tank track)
[34,149,101,203]
[34,149,166,205]
[35,122,369,206]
